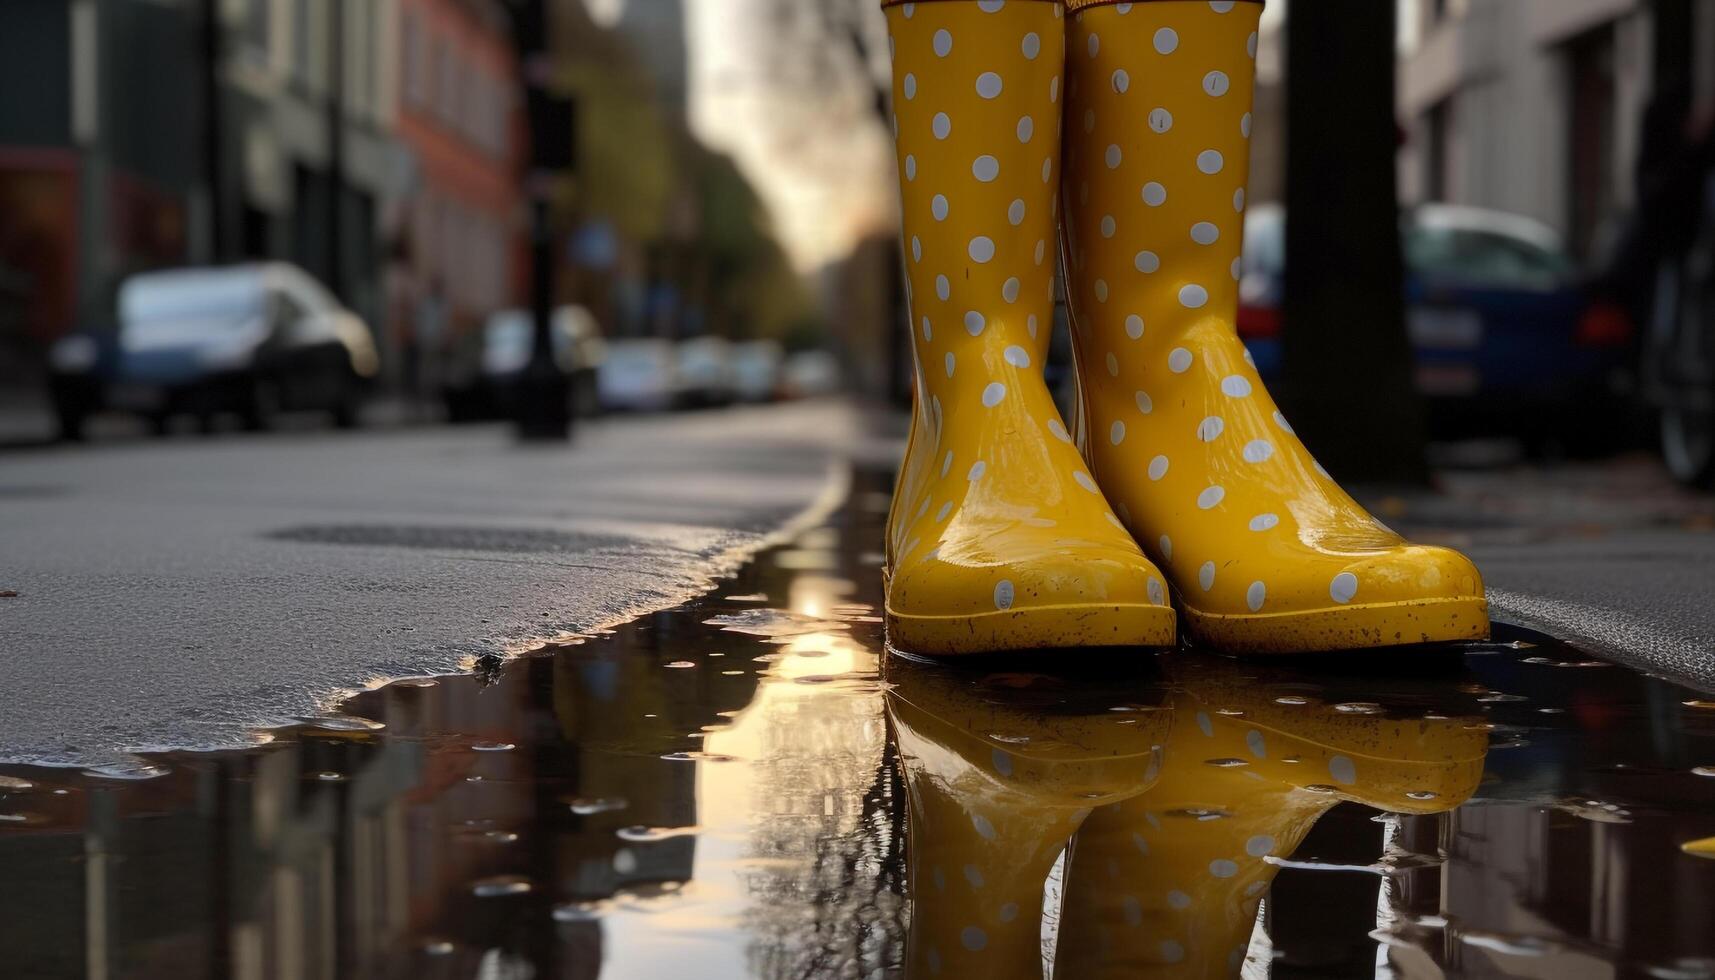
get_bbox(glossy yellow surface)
[1058,1,1490,652]
[884,0,1175,656]
[886,657,1488,979]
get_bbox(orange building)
[392,0,524,359]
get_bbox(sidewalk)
[0,402,858,767]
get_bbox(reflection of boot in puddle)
[886,662,1172,979]
[1053,665,1489,979]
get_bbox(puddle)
[3,469,1715,978]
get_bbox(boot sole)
[1180,596,1490,655]
[885,601,1177,657]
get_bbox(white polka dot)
[1047,419,1071,442]
[1148,108,1173,133]
[933,29,953,57]
[1191,222,1220,245]
[972,156,999,182]
[968,460,987,481]
[1148,578,1165,605]
[1248,513,1279,532]
[931,195,949,221]
[1199,561,1216,591]
[1125,315,1145,340]
[1112,69,1130,93]
[1105,352,1119,375]
[1241,112,1253,138]
[1033,240,1046,265]
[1167,889,1191,909]
[1197,149,1225,174]
[977,0,1003,11]
[944,352,955,377]
[1330,572,1359,604]
[1105,144,1123,169]
[1242,440,1274,463]
[1203,70,1230,97]
[936,502,951,522]
[1246,834,1275,857]
[976,72,1003,99]
[964,311,986,336]
[1329,755,1357,785]
[993,580,1014,610]
[1248,31,1259,58]
[1159,535,1172,560]
[1234,188,1246,212]
[1167,347,1193,373]
[904,75,918,102]
[1210,859,1238,878]
[1148,455,1169,481]
[1153,27,1178,54]
[1246,581,1266,612]
[1002,278,1020,303]
[1002,345,1030,368]
[905,155,917,181]
[1273,410,1295,434]
[1161,939,1186,963]
[1027,314,1039,336]
[968,237,995,263]
[1210,0,1236,11]
[1220,375,1252,397]
[941,451,953,477]
[1050,75,1059,103]
[1073,470,1099,493]
[963,863,986,889]
[1004,201,1027,229]
[1087,32,1100,57]
[961,926,988,952]
[1135,390,1153,413]
[1110,420,1126,445]
[1179,285,1209,308]
[1017,115,1034,142]
[921,317,932,342]
[1101,215,1117,238]
[912,237,922,261]
[1142,181,1167,206]
[1197,416,1225,442]
[1041,157,1052,182]
[932,113,951,140]
[1232,257,1244,280]
[1022,32,1040,59]
[1135,251,1160,274]
[1198,485,1226,510]
[981,382,1006,408]
[1246,729,1267,757]
[935,275,950,300]
[1095,279,1109,302]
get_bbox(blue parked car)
[49,263,379,439]
[1238,203,1635,449]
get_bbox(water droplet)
[1274,696,1311,706]
[471,741,515,752]
[471,875,533,897]
[303,714,386,732]
[664,661,697,669]
[615,825,700,842]
[1333,702,1383,715]
[567,797,628,816]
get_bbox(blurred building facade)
[1398,0,1715,261]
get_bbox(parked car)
[598,338,683,412]
[730,340,784,402]
[781,349,842,399]
[676,336,735,407]
[441,306,605,422]
[1237,203,1634,449]
[49,263,378,439]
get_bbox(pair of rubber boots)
[886,655,1489,977]
[883,0,1488,656]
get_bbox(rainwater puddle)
[2,469,1714,978]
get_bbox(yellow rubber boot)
[1057,0,1489,653]
[1050,665,1488,978]
[886,659,1172,979]
[883,0,1176,656]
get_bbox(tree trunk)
[1281,0,1428,484]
